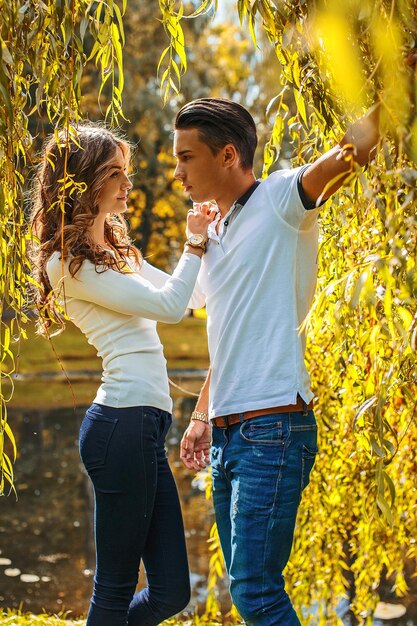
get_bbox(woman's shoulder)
[46,250,61,267]
[46,250,72,274]
[46,251,95,285]
[45,251,63,290]
[46,250,62,276]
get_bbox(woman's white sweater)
[46,251,201,411]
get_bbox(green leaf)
[1,42,13,65]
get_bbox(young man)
[175,97,380,625]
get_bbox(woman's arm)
[47,251,201,323]
[47,202,214,323]
[140,261,170,288]
[140,260,207,310]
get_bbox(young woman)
[30,124,213,626]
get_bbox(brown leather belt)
[211,396,314,428]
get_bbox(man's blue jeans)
[211,410,318,626]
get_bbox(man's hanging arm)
[180,367,212,470]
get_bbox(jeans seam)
[301,453,306,492]
[139,413,147,517]
[261,444,285,616]
[301,445,317,491]
[271,442,287,515]
[219,429,229,473]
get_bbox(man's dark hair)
[174,98,257,170]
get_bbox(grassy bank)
[7,315,209,408]
[0,612,85,625]
[0,610,233,625]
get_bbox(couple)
[30,98,379,625]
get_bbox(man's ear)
[222,143,239,168]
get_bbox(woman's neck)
[89,214,107,247]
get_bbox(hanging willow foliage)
[159,1,417,624]
[157,0,218,102]
[0,0,126,496]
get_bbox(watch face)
[190,234,204,244]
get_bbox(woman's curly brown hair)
[29,124,142,334]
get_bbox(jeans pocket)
[240,417,285,445]
[79,409,119,472]
[301,444,318,490]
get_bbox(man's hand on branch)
[405,49,417,70]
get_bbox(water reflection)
[0,393,225,617]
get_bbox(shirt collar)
[221,179,261,224]
[207,211,221,241]
[234,179,261,210]
[207,180,261,242]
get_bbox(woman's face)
[97,146,132,215]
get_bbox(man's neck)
[216,172,257,217]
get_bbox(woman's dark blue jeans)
[79,403,190,626]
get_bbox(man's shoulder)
[255,166,304,206]
[260,165,316,227]
[262,165,304,187]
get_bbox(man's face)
[173,128,224,203]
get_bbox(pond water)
[0,390,229,618]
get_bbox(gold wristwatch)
[185,234,208,252]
